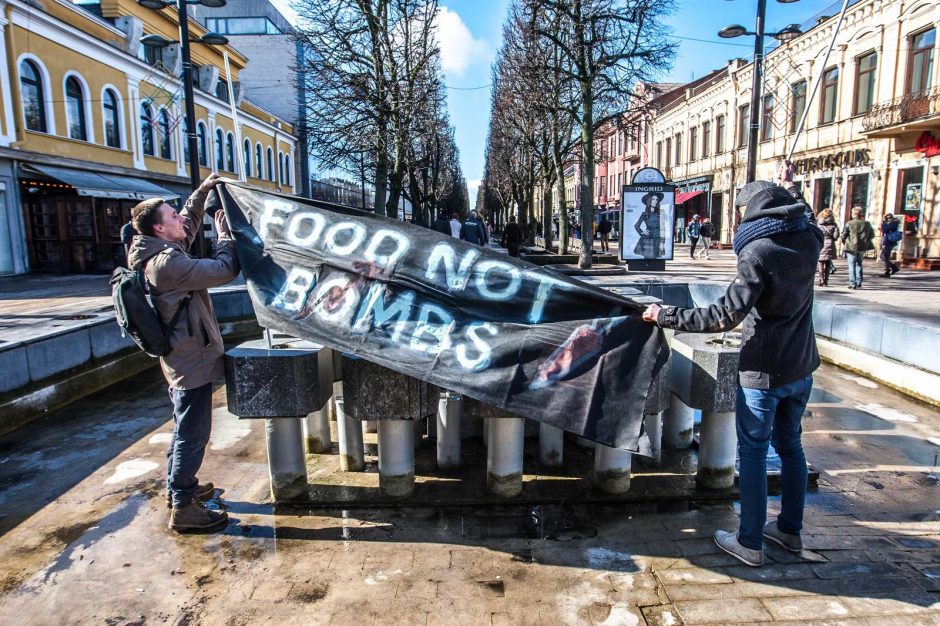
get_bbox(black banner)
[216,182,668,453]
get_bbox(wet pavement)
[0,363,938,625]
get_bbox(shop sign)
[915,131,940,157]
[793,149,871,174]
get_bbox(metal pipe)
[264,418,308,501]
[436,392,461,470]
[697,411,738,489]
[538,423,564,467]
[745,0,767,183]
[176,0,204,256]
[486,418,524,497]
[377,421,415,497]
[334,396,364,472]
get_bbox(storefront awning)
[23,164,180,201]
[675,190,705,205]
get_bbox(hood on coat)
[736,181,808,224]
[126,235,181,270]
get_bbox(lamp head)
[140,33,172,48]
[773,24,802,41]
[199,0,227,6]
[197,33,229,46]
[137,0,171,9]
[718,24,748,38]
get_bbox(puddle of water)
[104,459,160,484]
[209,411,252,450]
[584,547,640,572]
[855,403,918,423]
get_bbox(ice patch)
[104,459,160,484]
[598,606,640,626]
[149,433,172,445]
[210,412,252,450]
[855,403,918,423]
[835,373,877,388]
[584,547,637,571]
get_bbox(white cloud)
[437,7,491,79]
[467,178,482,191]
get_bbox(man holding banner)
[642,169,823,567]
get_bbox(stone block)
[26,329,91,381]
[830,305,884,353]
[89,321,136,359]
[881,319,940,375]
[340,354,438,421]
[812,299,835,338]
[225,339,329,418]
[644,352,671,413]
[0,347,30,393]
[462,396,524,420]
[670,332,739,412]
[687,282,725,308]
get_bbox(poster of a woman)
[620,189,675,260]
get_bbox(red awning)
[675,190,705,204]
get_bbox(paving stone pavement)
[0,360,938,624]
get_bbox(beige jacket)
[126,189,240,389]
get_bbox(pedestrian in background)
[597,215,612,252]
[815,209,838,287]
[448,212,462,238]
[502,214,524,257]
[641,163,821,568]
[126,173,239,533]
[698,218,714,259]
[431,211,451,236]
[687,214,702,259]
[880,213,901,278]
[841,207,875,290]
[460,210,488,246]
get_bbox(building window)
[820,67,839,125]
[102,88,121,148]
[854,52,878,115]
[20,60,47,133]
[761,95,774,141]
[737,104,750,147]
[182,119,190,163]
[255,143,263,177]
[243,139,252,177]
[226,133,235,172]
[143,43,164,68]
[908,28,935,96]
[689,127,697,162]
[674,133,682,166]
[215,79,230,103]
[206,17,282,35]
[665,137,672,169]
[65,76,88,141]
[197,122,208,166]
[266,147,274,181]
[140,103,155,156]
[701,121,710,158]
[279,152,284,184]
[715,115,725,153]
[158,109,172,159]
[215,128,224,170]
[284,155,291,185]
[790,81,807,132]
[655,141,662,167]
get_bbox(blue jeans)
[846,252,863,287]
[167,383,214,508]
[736,376,813,550]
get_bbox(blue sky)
[273,0,844,206]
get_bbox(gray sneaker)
[169,499,229,532]
[714,529,764,567]
[763,521,803,553]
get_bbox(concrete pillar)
[436,393,461,470]
[538,423,564,467]
[696,410,737,489]
[329,381,343,420]
[264,418,308,500]
[377,421,415,497]
[644,411,663,465]
[303,406,331,454]
[486,417,524,497]
[594,444,632,494]
[334,397,364,472]
[663,394,696,449]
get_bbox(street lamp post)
[138,0,229,256]
[719,0,802,183]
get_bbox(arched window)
[158,109,172,159]
[182,119,190,163]
[284,155,291,186]
[266,147,274,181]
[140,103,155,156]
[197,122,208,166]
[255,143,263,178]
[226,133,235,172]
[102,88,120,148]
[278,152,284,184]
[243,139,252,177]
[20,60,47,132]
[215,128,224,170]
[65,76,87,141]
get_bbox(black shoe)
[891,266,899,275]
[169,499,229,532]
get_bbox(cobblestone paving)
[0,362,937,625]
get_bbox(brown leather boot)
[169,499,228,532]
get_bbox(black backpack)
[111,266,190,358]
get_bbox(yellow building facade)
[0,0,297,274]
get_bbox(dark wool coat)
[817,217,838,261]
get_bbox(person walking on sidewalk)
[597,215,612,252]
[687,214,702,259]
[431,211,451,236]
[815,209,838,287]
[448,212,462,238]
[641,165,822,568]
[698,218,714,259]
[460,210,488,246]
[501,215,524,257]
[126,173,239,533]
[880,213,901,278]
[841,207,875,290]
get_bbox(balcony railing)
[862,86,940,133]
